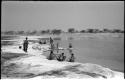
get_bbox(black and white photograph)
[1,1,124,79]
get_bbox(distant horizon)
[1,25,124,32]
[1,28,124,32]
[2,1,124,31]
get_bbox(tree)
[30,30,37,35]
[80,30,86,33]
[121,30,124,33]
[17,31,25,35]
[68,28,75,33]
[103,28,111,33]
[112,29,123,33]
[40,29,50,34]
[4,31,15,35]
[26,31,31,35]
[87,29,94,33]
[51,29,62,35]
[94,29,100,33]
[41,30,46,34]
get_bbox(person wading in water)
[68,53,75,62]
[23,37,29,52]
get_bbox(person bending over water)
[57,53,66,61]
[23,37,29,52]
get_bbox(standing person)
[68,43,73,54]
[68,53,75,62]
[23,37,29,52]
[50,37,55,51]
[50,37,53,44]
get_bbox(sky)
[1,1,124,31]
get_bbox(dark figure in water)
[69,43,72,48]
[23,37,29,52]
[48,51,55,60]
[43,40,46,44]
[39,40,42,44]
[68,53,75,62]
[19,46,22,49]
[57,53,66,61]
[68,43,73,54]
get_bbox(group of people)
[48,48,75,62]
[48,37,75,62]
[21,37,75,62]
[21,37,47,52]
[39,40,46,44]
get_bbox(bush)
[68,28,75,33]
[51,29,62,35]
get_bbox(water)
[1,33,124,72]
[61,39,124,72]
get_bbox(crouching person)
[68,53,75,62]
[48,51,55,60]
[57,53,66,61]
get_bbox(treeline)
[2,28,124,35]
